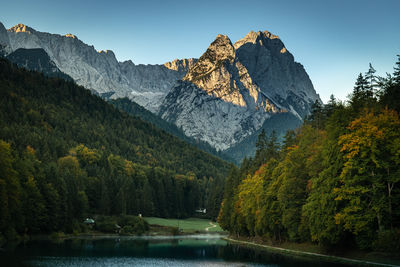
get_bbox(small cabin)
[84,218,95,224]
[195,208,206,214]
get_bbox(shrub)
[120,225,134,235]
[373,229,400,253]
[170,227,179,236]
[96,221,117,233]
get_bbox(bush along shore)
[0,216,226,248]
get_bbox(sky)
[1,0,399,103]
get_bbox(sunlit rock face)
[159,31,320,150]
[0,22,196,112]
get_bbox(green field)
[144,217,224,233]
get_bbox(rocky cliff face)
[159,31,320,151]
[118,58,196,111]
[0,22,195,112]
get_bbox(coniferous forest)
[218,56,400,252]
[0,58,230,240]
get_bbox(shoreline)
[0,232,228,250]
[16,231,226,241]
[223,237,400,267]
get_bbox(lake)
[0,234,351,266]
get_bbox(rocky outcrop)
[159,31,320,151]
[0,22,11,56]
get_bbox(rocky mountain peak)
[8,23,36,34]
[160,30,320,154]
[65,33,77,39]
[183,34,235,83]
[98,49,116,58]
[207,34,235,61]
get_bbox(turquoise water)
[0,234,350,266]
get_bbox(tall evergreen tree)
[353,73,367,96]
[351,72,375,112]
[380,56,400,113]
[308,100,324,129]
[393,55,400,85]
[365,63,378,94]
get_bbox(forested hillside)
[218,57,400,252]
[0,58,229,240]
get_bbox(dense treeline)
[218,56,400,252]
[0,58,229,241]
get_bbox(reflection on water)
[0,235,350,267]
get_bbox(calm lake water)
[0,234,351,267]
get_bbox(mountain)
[0,22,320,161]
[0,22,196,112]
[6,48,72,80]
[159,31,320,155]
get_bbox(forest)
[0,58,230,241]
[218,56,400,252]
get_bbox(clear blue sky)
[1,0,399,102]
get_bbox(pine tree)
[380,56,400,113]
[351,73,371,112]
[365,63,378,95]
[253,129,268,170]
[266,130,280,159]
[353,73,368,96]
[255,129,267,154]
[308,100,324,129]
[394,55,400,85]
[324,94,337,118]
